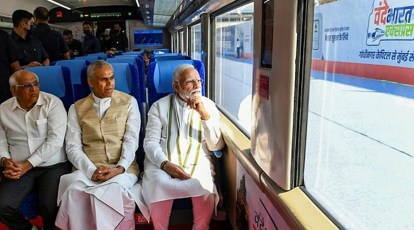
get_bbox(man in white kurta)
[141,64,225,230]
[55,60,146,230]
[0,70,70,230]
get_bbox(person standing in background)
[236,38,242,58]
[32,6,70,62]
[109,22,128,52]
[81,21,101,55]
[0,29,13,104]
[63,29,83,58]
[9,9,49,72]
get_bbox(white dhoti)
[140,94,225,227]
[55,171,148,230]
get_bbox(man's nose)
[106,79,114,86]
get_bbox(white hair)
[9,70,39,87]
[172,64,196,83]
[87,60,113,79]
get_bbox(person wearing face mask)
[109,22,128,52]
[139,64,225,230]
[81,21,101,55]
[9,9,50,73]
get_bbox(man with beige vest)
[55,60,146,229]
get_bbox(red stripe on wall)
[311,60,414,85]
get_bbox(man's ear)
[10,87,16,96]
[87,78,94,88]
[172,82,179,92]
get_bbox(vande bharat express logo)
[367,0,414,45]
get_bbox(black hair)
[63,29,73,36]
[12,10,33,28]
[33,6,49,21]
[83,21,93,27]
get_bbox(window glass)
[179,30,184,54]
[214,2,254,134]
[191,23,202,61]
[171,34,175,52]
[174,33,179,53]
[305,0,414,229]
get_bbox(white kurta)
[56,93,148,229]
[141,94,224,219]
[0,92,67,167]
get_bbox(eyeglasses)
[15,81,40,90]
[184,78,203,86]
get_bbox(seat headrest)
[111,63,132,94]
[107,56,137,66]
[54,60,87,84]
[26,66,66,97]
[154,60,193,93]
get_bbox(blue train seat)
[152,48,171,54]
[123,51,143,56]
[86,52,109,60]
[19,192,38,218]
[26,66,74,110]
[153,55,192,63]
[75,55,100,63]
[53,59,89,101]
[107,56,146,104]
[150,53,183,63]
[147,59,205,108]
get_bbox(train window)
[179,30,184,54]
[213,2,254,135]
[175,33,178,53]
[190,23,202,61]
[172,33,178,53]
[170,34,174,53]
[304,0,414,229]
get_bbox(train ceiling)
[46,0,184,27]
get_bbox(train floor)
[136,219,232,230]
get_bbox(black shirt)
[110,32,128,51]
[67,39,83,58]
[82,35,101,55]
[9,30,49,66]
[0,29,12,104]
[32,23,69,62]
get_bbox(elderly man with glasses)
[140,64,225,230]
[0,70,71,230]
